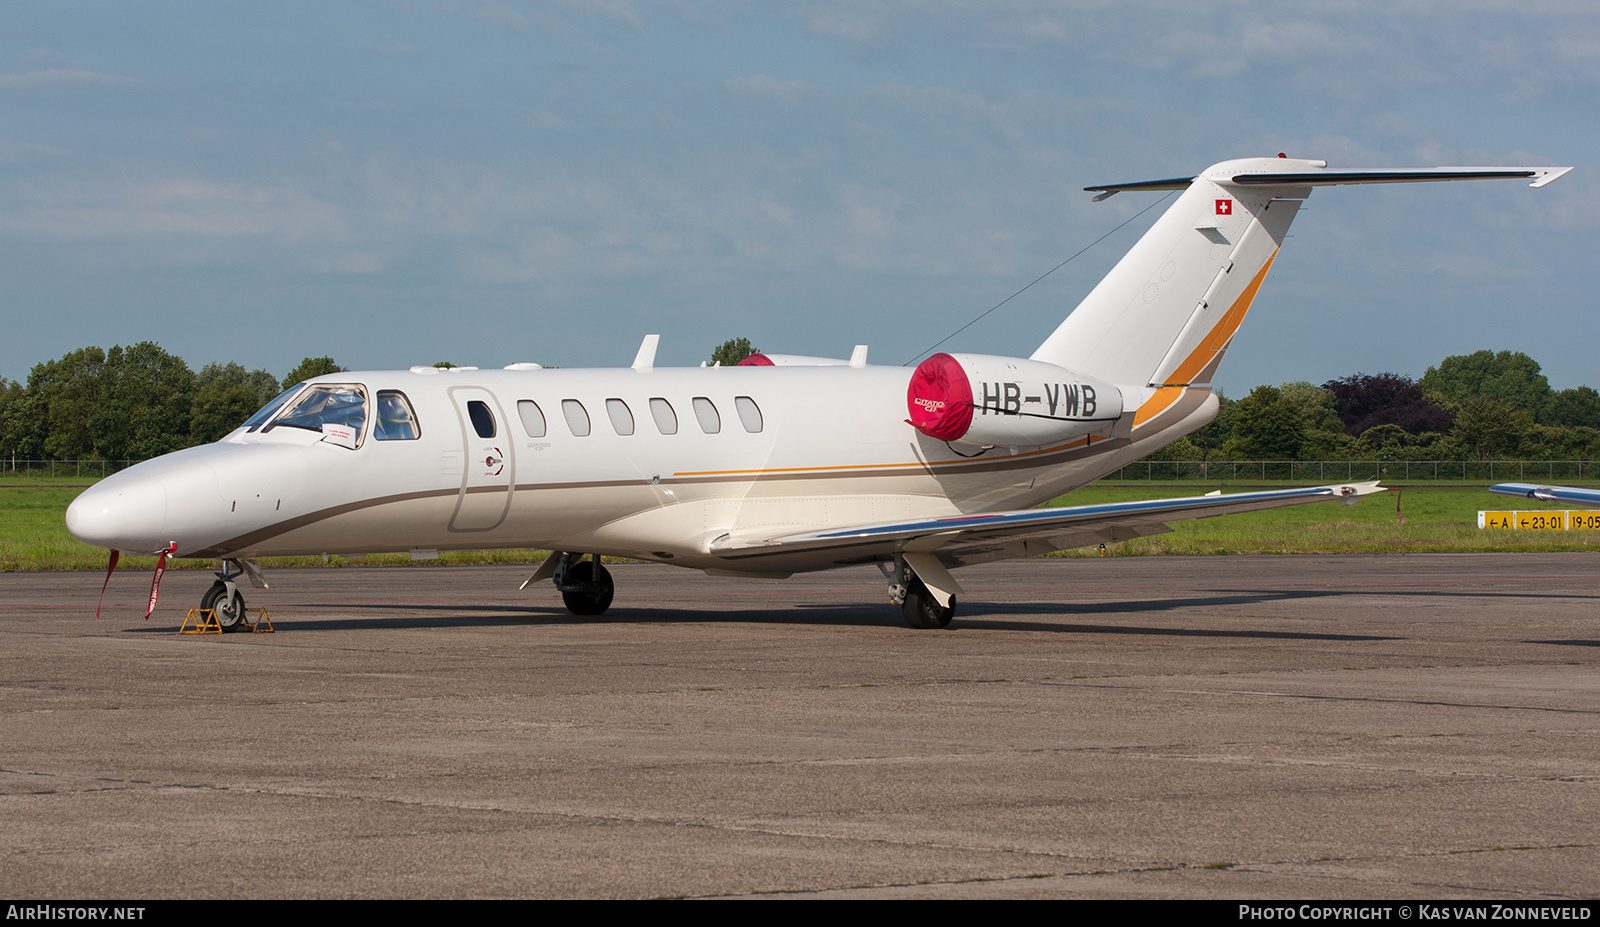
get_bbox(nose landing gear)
[199,558,266,632]
[200,581,247,631]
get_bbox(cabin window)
[374,390,421,440]
[692,397,720,434]
[734,396,763,433]
[517,400,546,438]
[466,400,496,438]
[606,398,635,436]
[649,398,677,435]
[562,399,591,437]
[242,385,303,433]
[268,385,367,439]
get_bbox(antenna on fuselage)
[632,334,660,372]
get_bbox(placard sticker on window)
[322,422,359,449]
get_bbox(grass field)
[4,480,1596,573]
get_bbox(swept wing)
[1489,483,1600,508]
[716,481,1387,565]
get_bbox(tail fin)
[1031,158,1570,388]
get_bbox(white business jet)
[65,156,1570,629]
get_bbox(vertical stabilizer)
[1032,157,1314,387]
[1032,158,1570,389]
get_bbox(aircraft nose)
[66,475,168,552]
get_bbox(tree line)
[1154,350,1600,462]
[0,344,342,461]
[2,342,1595,463]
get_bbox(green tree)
[89,342,195,461]
[1276,381,1347,458]
[10,347,107,459]
[191,362,282,444]
[1187,390,1236,458]
[1421,350,1553,418]
[709,338,758,366]
[0,377,25,460]
[1542,386,1600,430]
[1450,395,1535,460]
[283,356,345,388]
[1223,385,1305,459]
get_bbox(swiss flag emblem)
[1215,199,1232,216]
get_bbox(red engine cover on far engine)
[907,353,974,441]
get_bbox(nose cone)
[66,472,168,553]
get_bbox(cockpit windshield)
[241,385,305,433]
[266,385,368,437]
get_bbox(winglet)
[1530,166,1573,188]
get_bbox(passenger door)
[447,386,514,532]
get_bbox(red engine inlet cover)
[736,353,774,366]
[907,353,973,441]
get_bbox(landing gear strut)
[554,552,614,617]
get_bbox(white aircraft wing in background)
[1490,483,1600,507]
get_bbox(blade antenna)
[903,191,1175,366]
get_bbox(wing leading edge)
[1489,483,1600,508]
[713,481,1388,564]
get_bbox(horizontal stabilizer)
[1086,165,1571,199]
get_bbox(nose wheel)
[200,581,247,632]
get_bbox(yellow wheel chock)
[179,607,273,634]
[180,608,222,634]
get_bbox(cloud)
[0,177,346,239]
[726,74,809,103]
[469,0,526,29]
[0,139,71,163]
[315,251,387,274]
[360,40,421,55]
[0,68,133,92]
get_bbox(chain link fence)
[1101,460,1598,481]
[0,459,142,480]
[4,457,1597,483]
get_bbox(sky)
[2,1,1596,397]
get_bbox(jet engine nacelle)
[907,352,1124,449]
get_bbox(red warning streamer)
[95,549,120,619]
[145,542,177,621]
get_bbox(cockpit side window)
[266,385,368,440]
[374,390,421,440]
[242,385,304,433]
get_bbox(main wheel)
[562,560,614,617]
[901,576,954,629]
[200,582,248,632]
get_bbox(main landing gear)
[551,552,614,617]
[198,558,268,632]
[882,557,956,630]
